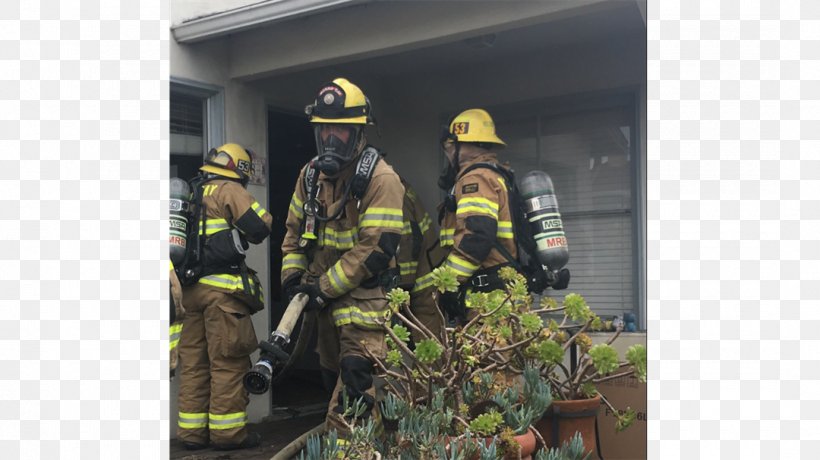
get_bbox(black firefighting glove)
[281,272,303,301]
[438,290,463,320]
[293,282,330,312]
[550,268,571,290]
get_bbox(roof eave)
[172,0,369,44]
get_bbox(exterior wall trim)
[172,0,368,43]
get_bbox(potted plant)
[362,265,567,459]
[297,266,644,459]
[524,291,647,456]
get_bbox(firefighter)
[170,261,184,378]
[413,108,516,324]
[177,143,273,451]
[398,178,446,341]
[280,78,405,436]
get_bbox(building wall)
[170,36,273,431]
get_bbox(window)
[169,79,224,182]
[494,94,639,322]
[170,92,206,181]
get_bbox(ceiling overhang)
[172,0,369,44]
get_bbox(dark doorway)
[267,108,315,306]
[266,108,328,415]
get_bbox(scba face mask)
[313,124,360,175]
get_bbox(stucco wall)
[170,36,273,430]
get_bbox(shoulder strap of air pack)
[350,146,382,201]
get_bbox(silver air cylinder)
[170,178,191,266]
[518,170,569,271]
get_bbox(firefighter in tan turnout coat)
[177,143,273,451]
[413,109,518,323]
[281,78,405,435]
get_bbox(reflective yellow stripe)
[445,254,479,277]
[333,306,385,329]
[282,253,308,272]
[169,323,183,351]
[412,272,436,293]
[399,261,418,276]
[251,201,268,218]
[170,260,174,270]
[497,177,507,189]
[419,214,432,234]
[440,228,454,247]
[402,215,432,236]
[178,412,208,429]
[327,262,354,296]
[289,193,304,218]
[456,197,499,218]
[360,207,404,229]
[200,218,231,236]
[198,274,259,293]
[320,228,357,250]
[208,412,247,430]
[497,220,513,239]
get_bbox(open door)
[266,108,327,416]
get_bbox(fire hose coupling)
[243,293,309,394]
[244,339,291,395]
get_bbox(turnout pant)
[316,285,388,436]
[177,283,258,446]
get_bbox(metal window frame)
[170,77,225,154]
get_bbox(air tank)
[170,178,191,266]
[518,170,569,271]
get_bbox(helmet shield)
[313,123,361,175]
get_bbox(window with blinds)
[170,92,206,157]
[495,101,636,321]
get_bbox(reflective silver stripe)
[419,215,432,234]
[332,306,385,329]
[208,412,247,430]
[327,262,354,295]
[289,194,304,218]
[412,272,436,293]
[399,261,418,276]
[445,255,478,277]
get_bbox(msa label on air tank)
[540,219,563,231]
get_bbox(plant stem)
[592,370,635,385]
[384,324,434,377]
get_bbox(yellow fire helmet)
[449,108,506,147]
[306,77,374,125]
[200,143,254,181]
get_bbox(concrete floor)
[169,412,326,460]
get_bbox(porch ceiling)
[246,0,645,94]
[222,0,642,82]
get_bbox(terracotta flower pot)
[446,428,537,460]
[535,395,601,457]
